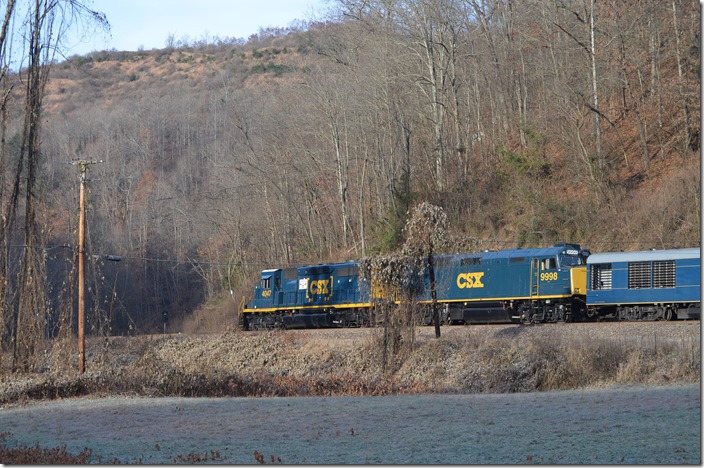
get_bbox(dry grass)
[397,327,700,393]
[0,431,123,464]
[0,323,699,407]
[0,429,260,464]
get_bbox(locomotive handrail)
[237,295,245,317]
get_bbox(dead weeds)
[0,323,699,406]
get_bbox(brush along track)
[0,320,699,406]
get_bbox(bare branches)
[1,0,110,370]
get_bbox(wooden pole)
[78,167,86,373]
[71,159,102,374]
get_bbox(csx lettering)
[309,280,330,295]
[456,272,485,289]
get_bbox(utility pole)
[70,159,102,374]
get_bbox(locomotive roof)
[587,247,700,264]
[260,261,358,277]
[437,243,584,260]
[259,269,280,278]
[298,261,357,268]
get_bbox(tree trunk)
[428,242,440,338]
[671,0,693,153]
[588,0,602,168]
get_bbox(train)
[239,243,701,330]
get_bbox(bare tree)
[402,202,447,337]
[0,0,108,370]
[670,0,696,153]
[0,0,17,352]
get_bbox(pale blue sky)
[66,0,328,56]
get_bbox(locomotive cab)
[248,269,282,309]
[563,247,590,296]
[520,245,590,323]
[532,246,589,298]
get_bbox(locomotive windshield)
[559,249,588,267]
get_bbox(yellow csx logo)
[456,272,485,289]
[262,289,272,298]
[309,279,330,295]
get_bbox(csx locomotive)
[240,243,700,330]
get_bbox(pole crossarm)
[69,159,104,175]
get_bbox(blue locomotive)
[242,243,592,329]
[420,243,591,325]
[242,261,372,330]
[586,248,701,321]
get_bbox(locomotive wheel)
[663,308,673,321]
[585,308,598,321]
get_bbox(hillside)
[0,2,700,340]
[47,34,314,116]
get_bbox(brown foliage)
[0,323,698,406]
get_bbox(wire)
[9,236,701,271]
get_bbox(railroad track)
[250,320,700,347]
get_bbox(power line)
[10,236,701,271]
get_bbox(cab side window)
[262,277,271,289]
[541,258,557,270]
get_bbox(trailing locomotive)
[240,243,596,329]
[241,261,373,330]
[586,248,700,321]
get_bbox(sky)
[65,0,328,56]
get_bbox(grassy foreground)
[0,323,699,404]
[0,323,699,463]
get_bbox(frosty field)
[0,383,699,464]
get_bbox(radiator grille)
[628,262,651,289]
[652,260,676,288]
[591,264,612,290]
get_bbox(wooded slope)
[6,0,701,334]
